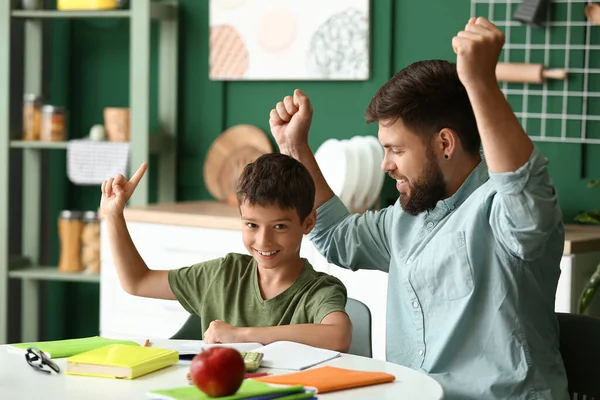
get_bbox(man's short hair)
[366,59,481,155]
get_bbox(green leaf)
[578,263,600,314]
[574,211,600,225]
[588,180,600,188]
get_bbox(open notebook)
[252,341,340,370]
[160,340,340,371]
[163,341,264,357]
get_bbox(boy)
[100,152,352,352]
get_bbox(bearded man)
[269,17,569,400]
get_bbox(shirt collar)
[430,156,489,216]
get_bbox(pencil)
[245,372,269,379]
[143,339,150,347]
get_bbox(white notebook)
[252,341,340,371]
[153,340,263,356]
[151,339,339,370]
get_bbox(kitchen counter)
[123,201,600,255]
[562,224,600,255]
[123,201,241,230]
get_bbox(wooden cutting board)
[218,145,265,204]
[204,124,273,201]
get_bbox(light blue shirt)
[309,146,569,400]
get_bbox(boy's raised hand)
[100,162,148,219]
[452,16,504,90]
[269,89,313,152]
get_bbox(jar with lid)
[81,211,100,274]
[21,0,43,10]
[58,210,84,273]
[22,93,42,141]
[40,105,67,141]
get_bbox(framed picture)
[209,0,370,81]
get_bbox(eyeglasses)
[25,347,60,374]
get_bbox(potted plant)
[575,180,600,314]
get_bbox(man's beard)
[398,149,446,216]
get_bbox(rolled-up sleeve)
[488,146,563,261]
[308,196,393,272]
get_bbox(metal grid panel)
[471,0,600,144]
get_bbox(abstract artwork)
[209,0,370,81]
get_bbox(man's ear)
[437,128,458,159]
[303,209,317,234]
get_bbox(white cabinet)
[555,251,600,316]
[100,221,247,340]
[99,220,389,359]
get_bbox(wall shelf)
[0,0,179,344]
[11,10,131,19]
[10,141,69,149]
[9,267,100,283]
[11,3,177,21]
[10,134,174,153]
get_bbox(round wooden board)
[204,124,273,200]
[218,145,265,205]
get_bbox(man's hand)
[203,320,246,344]
[100,162,148,220]
[269,89,313,153]
[452,17,504,90]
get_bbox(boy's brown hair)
[236,152,315,221]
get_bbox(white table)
[0,341,444,400]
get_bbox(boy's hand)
[100,162,148,220]
[452,16,503,90]
[269,89,313,153]
[203,320,245,344]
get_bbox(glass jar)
[81,211,100,274]
[21,0,43,10]
[40,105,67,141]
[58,210,84,273]
[22,93,42,141]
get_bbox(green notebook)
[8,336,140,359]
[147,379,310,400]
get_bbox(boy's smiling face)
[239,201,316,270]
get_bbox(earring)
[444,154,449,159]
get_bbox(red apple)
[189,347,246,397]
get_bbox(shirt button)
[406,258,412,264]
[412,301,419,309]
[418,349,424,356]
[427,221,434,228]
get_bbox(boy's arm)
[106,214,174,299]
[204,275,352,352]
[203,312,352,353]
[101,163,174,300]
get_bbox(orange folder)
[254,366,396,394]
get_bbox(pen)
[245,372,269,379]
[186,372,269,385]
[143,339,151,347]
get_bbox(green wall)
[42,0,600,339]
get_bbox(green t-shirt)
[168,253,348,337]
